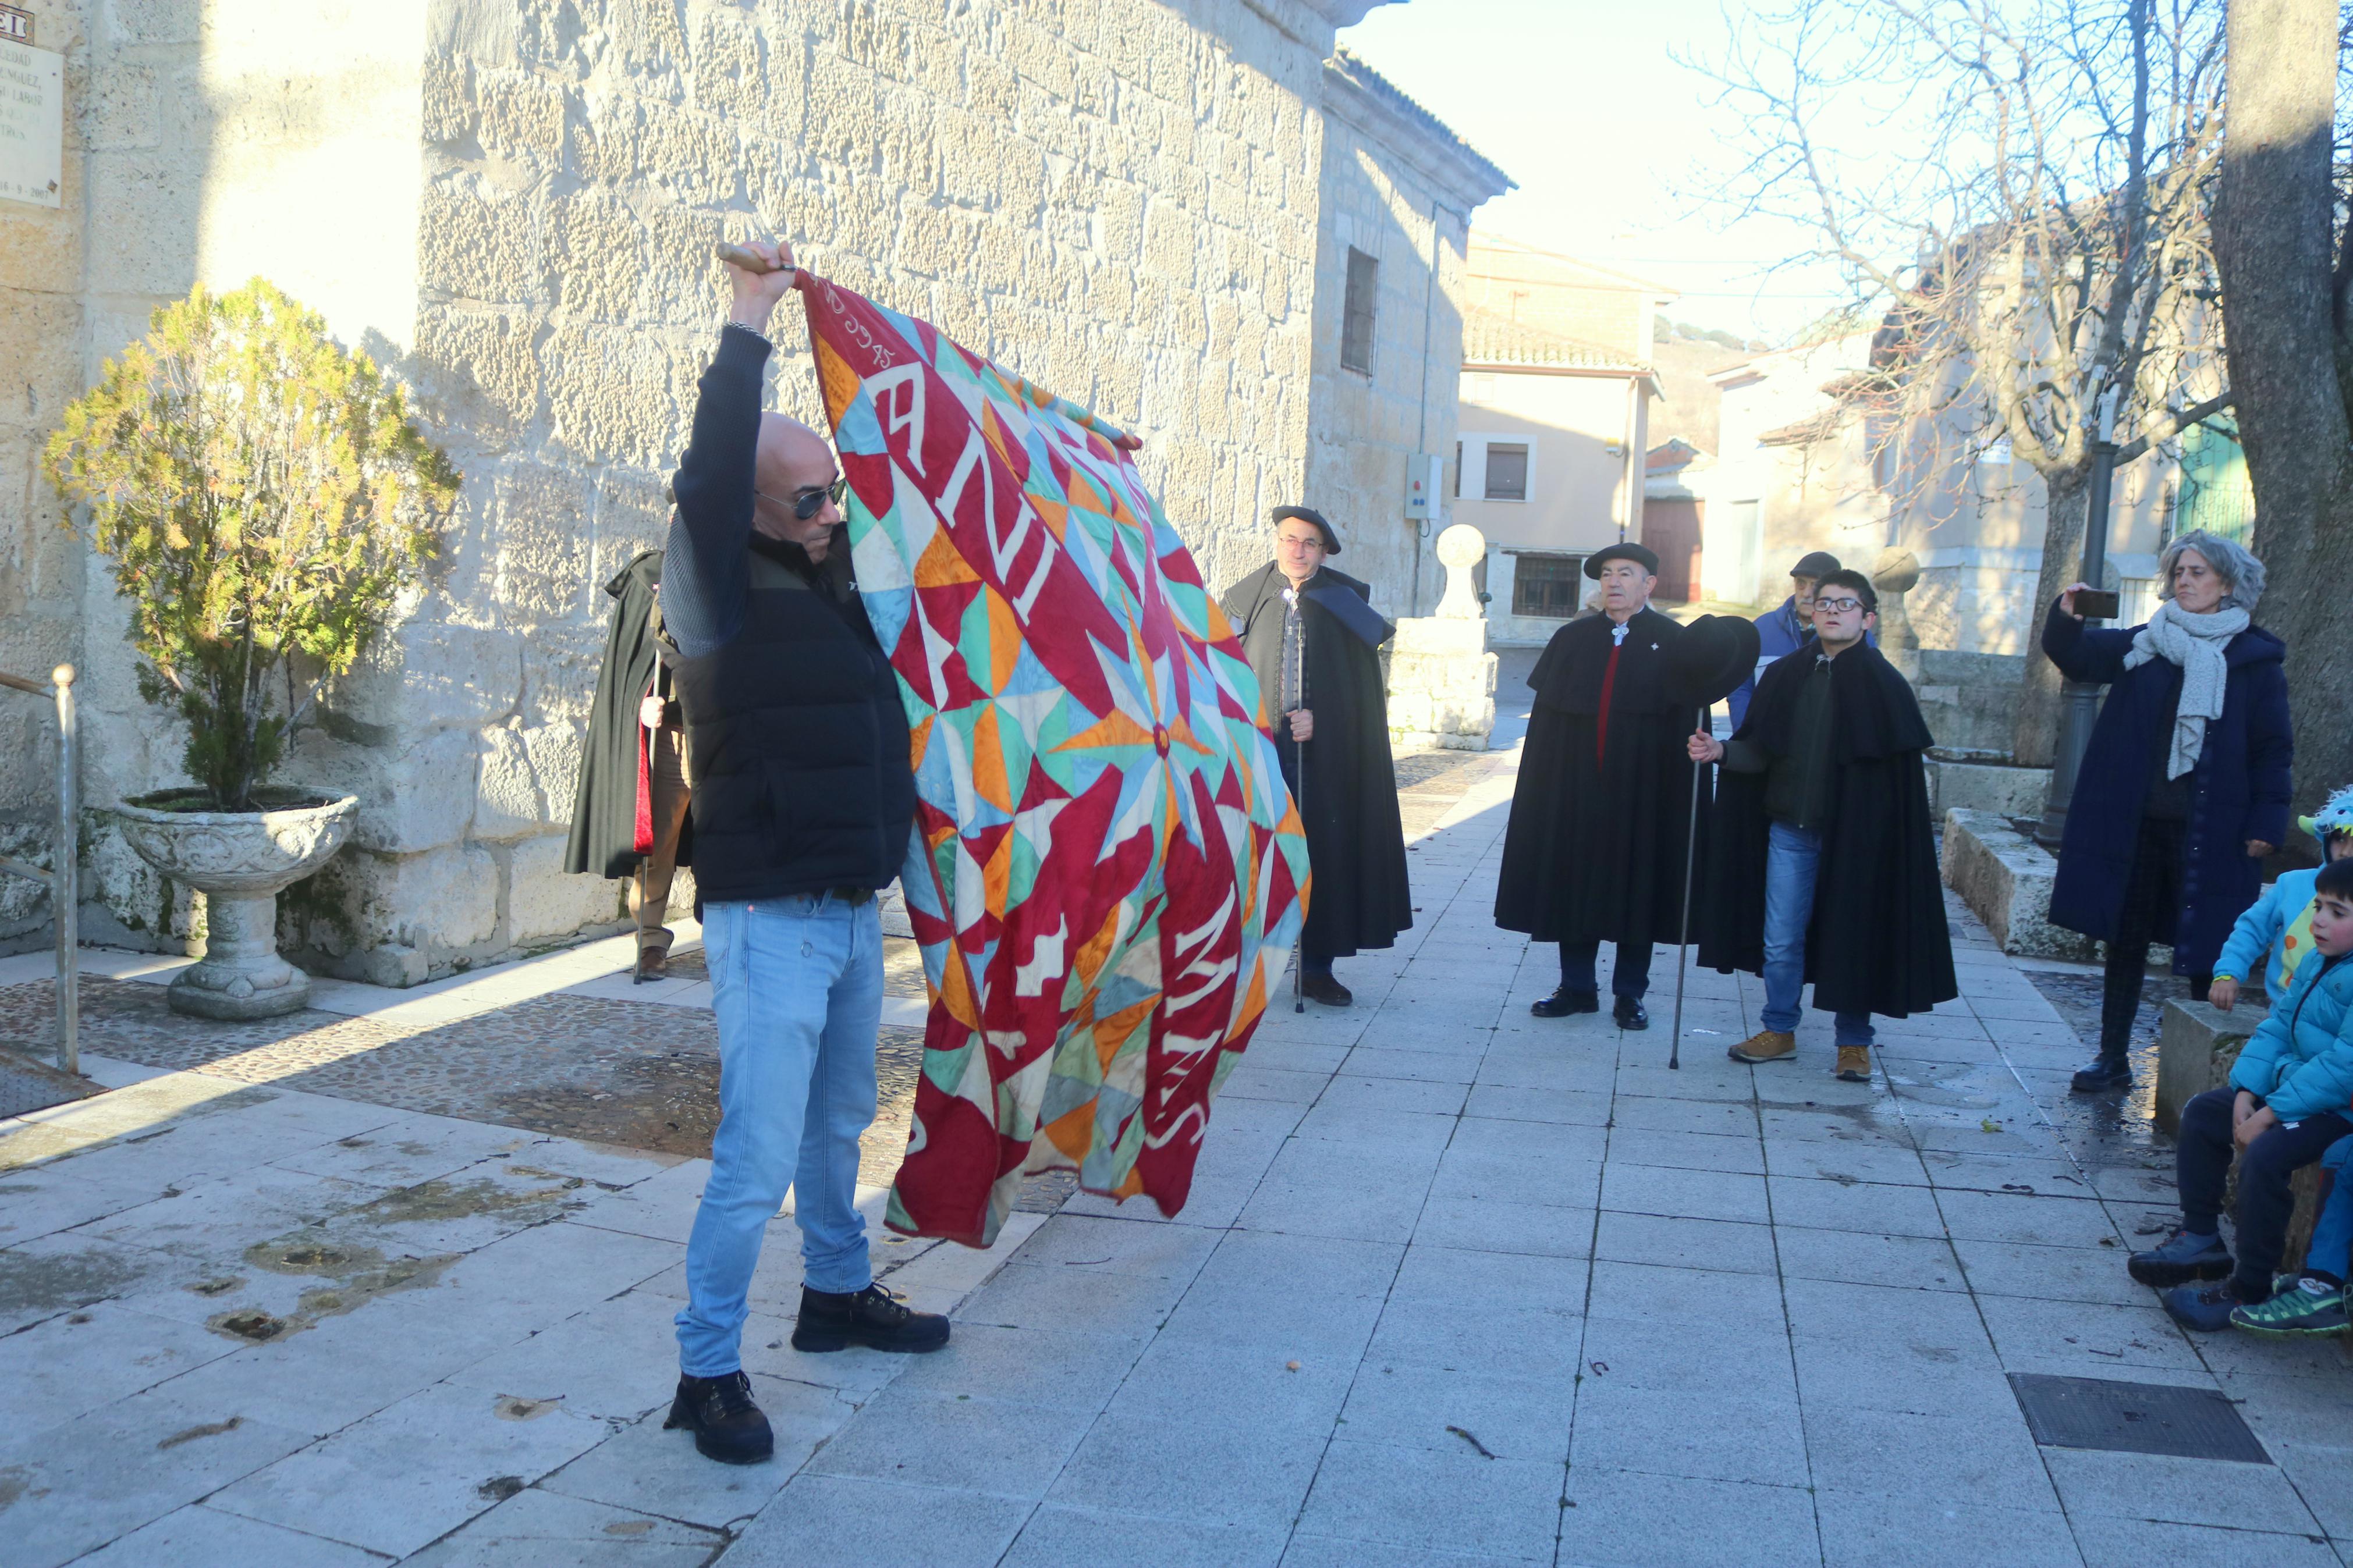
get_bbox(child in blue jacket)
[2210,785,2353,1013]
[2131,856,2353,1329]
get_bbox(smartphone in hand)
[2074,588,2121,620]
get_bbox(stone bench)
[2157,998,2327,1274]
[1939,809,2097,961]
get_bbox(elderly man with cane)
[655,239,950,1467]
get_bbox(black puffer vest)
[672,543,917,901]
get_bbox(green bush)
[45,279,460,812]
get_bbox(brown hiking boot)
[1834,1046,1872,1082]
[1729,1029,1795,1064]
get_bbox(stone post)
[1386,524,1499,752]
[1872,547,1921,652]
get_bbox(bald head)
[751,413,843,559]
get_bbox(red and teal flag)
[793,271,1308,1246]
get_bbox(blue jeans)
[2309,1136,2353,1285]
[676,893,883,1377]
[1761,821,1874,1046]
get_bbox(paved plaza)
[3,727,2351,1565]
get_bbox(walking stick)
[1290,595,1309,1014]
[1668,701,1711,1069]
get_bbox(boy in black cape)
[1219,506,1413,1007]
[1495,542,1703,1030]
[1689,569,1957,1079]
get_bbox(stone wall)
[12,0,1496,981]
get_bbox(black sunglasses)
[758,477,847,521]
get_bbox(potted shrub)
[45,279,459,1019]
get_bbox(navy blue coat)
[2042,602,2293,975]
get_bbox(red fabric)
[1595,641,1624,764]
[630,679,655,856]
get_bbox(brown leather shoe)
[633,947,668,984]
[1728,1029,1796,1064]
[1834,1045,1872,1082]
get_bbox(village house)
[0,0,1505,979]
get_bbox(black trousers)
[1560,940,1653,1000]
[2099,817,2210,1057]
[2176,1087,2353,1293]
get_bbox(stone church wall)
[7,0,1435,980]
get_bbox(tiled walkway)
[4,737,2351,1565]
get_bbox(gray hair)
[2159,529,2266,611]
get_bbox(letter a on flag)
[791,271,1308,1246]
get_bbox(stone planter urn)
[112,788,358,1019]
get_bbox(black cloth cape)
[1694,637,1957,1017]
[564,550,691,878]
[1218,562,1412,960]
[1496,607,1705,945]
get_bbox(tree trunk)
[2213,0,2353,855]
[2011,478,2091,767]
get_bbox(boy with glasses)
[1690,568,1957,1078]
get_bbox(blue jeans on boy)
[676,893,884,1378]
[1761,821,1874,1046]
[2309,1136,2353,1285]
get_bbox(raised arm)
[661,241,798,660]
[2039,593,2137,684]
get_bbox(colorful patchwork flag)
[793,271,1309,1247]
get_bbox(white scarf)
[2122,598,2250,779]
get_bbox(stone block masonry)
[9,0,1499,981]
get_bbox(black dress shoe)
[2070,1054,2132,1093]
[1614,996,1649,1030]
[664,1370,773,1464]
[1303,972,1353,1007]
[1531,987,1601,1018]
[790,1283,952,1354]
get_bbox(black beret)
[1790,550,1841,579]
[1272,505,1340,555]
[1582,542,1659,578]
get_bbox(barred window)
[1341,248,1378,375]
[1512,553,1584,618]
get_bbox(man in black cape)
[1690,568,1956,1080]
[1219,505,1412,1007]
[1496,542,1699,1030]
[564,548,694,980]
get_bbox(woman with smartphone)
[2042,529,2293,1093]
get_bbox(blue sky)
[1337,0,1851,344]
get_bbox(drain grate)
[2010,1373,2270,1463]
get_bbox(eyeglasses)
[1814,596,1866,614]
[757,477,848,521]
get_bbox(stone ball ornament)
[112,791,359,1019]
[1434,522,1488,618]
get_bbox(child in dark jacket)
[2131,857,2353,1329]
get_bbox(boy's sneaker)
[2164,1277,2263,1332]
[1834,1046,1872,1082]
[1729,1029,1796,1064]
[2230,1278,2350,1338]
[2127,1228,2234,1286]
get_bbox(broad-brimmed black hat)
[1583,542,1660,578]
[1666,614,1765,709]
[1790,550,1841,580]
[1272,505,1340,555]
